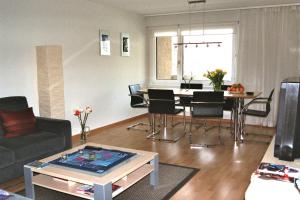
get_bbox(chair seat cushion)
[244,109,268,117]
[0,107,37,138]
[0,146,15,168]
[0,131,65,162]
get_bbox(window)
[154,28,236,82]
[182,29,234,81]
[155,32,178,80]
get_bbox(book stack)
[76,184,123,196]
[246,163,300,199]
[254,162,300,183]
[0,189,13,200]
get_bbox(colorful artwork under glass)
[50,146,136,174]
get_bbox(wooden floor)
[1,116,274,200]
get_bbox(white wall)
[0,0,147,134]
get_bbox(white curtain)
[237,6,300,127]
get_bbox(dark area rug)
[18,163,199,200]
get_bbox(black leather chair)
[189,91,225,148]
[180,83,203,90]
[127,84,150,131]
[179,83,203,108]
[221,85,234,132]
[239,89,275,140]
[148,89,186,142]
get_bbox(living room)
[1,0,300,199]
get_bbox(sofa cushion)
[0,131,65,162]
[0,146,15,168]
[0,107,37,138]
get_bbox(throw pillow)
[0,107,37,138]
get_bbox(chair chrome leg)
[190,118,223,148]
[183,109,187,132]
[218,119,224,145]
[230,110,233,128]
[163,114,168,139]
[150,114,186,143]
[238,112,246,142]
[148,113,152,127]
[189,117,193,144]
[127,113,151,132]
[171,116,182,128]
[239,114,272,143]
[147,114,160,138]
[127,122,150,132]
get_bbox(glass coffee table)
[24,143,159,200]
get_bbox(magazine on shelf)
[0,189,13,200]
[76,184,122,196]
[254,162,300,183]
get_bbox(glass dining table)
[139,88,262,143]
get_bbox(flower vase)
[213,83,222,91]
[80,126,90,143]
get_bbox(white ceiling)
[93,0,300,15]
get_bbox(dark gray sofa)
[0,96,72,183]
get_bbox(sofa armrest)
[35,117,72,149]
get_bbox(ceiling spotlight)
[218,43,221,47]
[185,44,188,48]
[206,43,209,48]
[196,44,198,48]
[174,45,178,48]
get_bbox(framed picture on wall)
[121,32,130,56]
[99,30,111,56]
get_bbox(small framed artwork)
[99,30,111,56]
[121,32,130,56]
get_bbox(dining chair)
[221,85,234,132]
[239,89,275,141]
[127,84,150,132]
[179,83,203,108]
[189,91,225,148]
[180,83,203,90]
[147,89,186,142]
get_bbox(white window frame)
[148,23,238,88]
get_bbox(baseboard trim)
[72,113,274,143]
[72,113,148,143]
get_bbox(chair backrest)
[180,83,203,90]
[268,89,275,102]
[148,89,175,114]
[128,84,143,107]
[221,85,231,91]
[193,91,224,102]
[221,85,234,111]
[192,91,224,118]
[266,88,275,114]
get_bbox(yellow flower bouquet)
[203,69,227,91]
